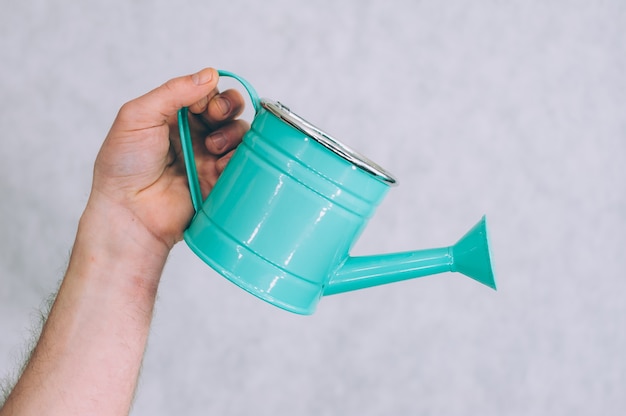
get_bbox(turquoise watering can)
[178,70,496,315]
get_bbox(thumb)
[117,68,219,129]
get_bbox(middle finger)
[201,89,246,128]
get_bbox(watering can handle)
[178,70,261,213]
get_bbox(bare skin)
[0,68,248,416]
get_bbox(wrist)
[73,194,173,298]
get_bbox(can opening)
[261,99,397,186]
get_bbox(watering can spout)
[323,216,496,296]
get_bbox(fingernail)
[215,96,231,116]
[209,132,226,151]
[191,68,214,85]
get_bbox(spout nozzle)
[451,216,496,290]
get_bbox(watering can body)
[180,70,496,315]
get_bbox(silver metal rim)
[261,99,397,185]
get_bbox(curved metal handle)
[178,70,261,213]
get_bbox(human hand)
[86,68,248,253]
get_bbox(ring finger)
[204,119,249,156]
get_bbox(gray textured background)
[1,1,625,415]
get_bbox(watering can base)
[184,213,321,315]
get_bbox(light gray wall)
[1,1,624,415]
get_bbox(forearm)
[1,201,170,416]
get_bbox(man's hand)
[88,67,248,251]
